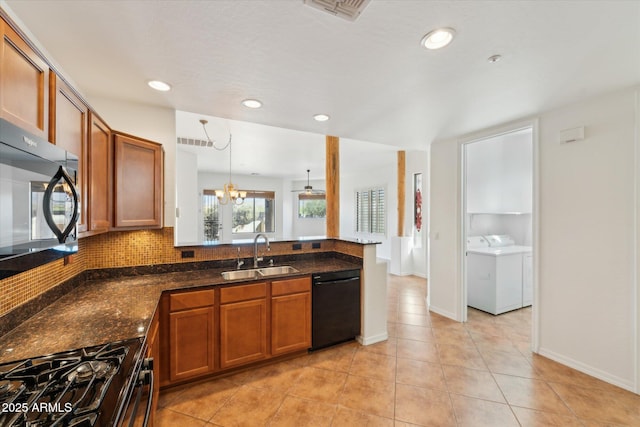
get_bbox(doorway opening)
[461,124,537,349]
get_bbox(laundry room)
[464,127,533,315]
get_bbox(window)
[232,191,275,233]
[298,193,326,218]
[202,191,221,243]
[356,187,385,234]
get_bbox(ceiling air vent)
[303,0,371,21]
[177,137,213,148]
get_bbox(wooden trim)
[397,150,406,236]
[298,193,325,201]
[326,136,340,237]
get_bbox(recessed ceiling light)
[421,27,456,50]
[313,114,330,122]
[147,80,171,91]
[242,99,262,109]
[487,54,502,63]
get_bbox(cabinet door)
[50,74,88,233]
[272,292,311,355]
[113,133,163,228]
[85,113,111,234]
[169,306,215,382]
[0,20,49,138]
[220,299,268,369]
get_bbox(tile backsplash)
[0,228,363,318]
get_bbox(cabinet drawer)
[272,277,311,296]
[169,289,215,311]
[220,282,266,304]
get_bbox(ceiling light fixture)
[421,27,456,50]
[241,99,262,109]
[313,114,330,122]
[215,139,246,205]
[147,80,171,91]
[200,120,245,205]
[487,54,502,63]
[199,119,231,151]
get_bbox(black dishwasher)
[311,269,361,350]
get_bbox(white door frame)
[459,118,540,352]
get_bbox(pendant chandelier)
[200,119,246,205]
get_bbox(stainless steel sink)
[258,266,299,276]
[221,269,260,280]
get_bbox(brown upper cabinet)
[0,18,49,139]
[113,133,163,229]
[1,15,165,234]
[85,112,112,235]
[49,73,88,233]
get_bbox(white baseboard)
[538,347,636,393]
[428,304,458,321]
[357,332,389,346]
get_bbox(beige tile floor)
[156,275,640,426]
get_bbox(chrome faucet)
[236,247,244,270]
[253,233,270,268]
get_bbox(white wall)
[428,139,461,318]
[291,178,326,239]
[85,96,177,227]
[175,149,199,245]
[429,87,640,392]
[537,88,637,390]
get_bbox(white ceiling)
[3,0,640,161]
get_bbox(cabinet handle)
[42,165,79,243]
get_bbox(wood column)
[326,136,340,238]
[397,150,406,237]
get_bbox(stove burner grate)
[0,340,137,427]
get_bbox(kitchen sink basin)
[258,266,299,276]
[221,269,260,280]
[222,265,300,280]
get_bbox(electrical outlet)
[181,250,195,258]
[312,242,321,249]
[292,243,302,250]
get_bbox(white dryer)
[466,235,531,315]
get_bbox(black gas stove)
[0,338,150,427]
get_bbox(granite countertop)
[0,258,360,364]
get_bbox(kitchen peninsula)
[0,236,386,366]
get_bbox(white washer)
[466,235,531,315]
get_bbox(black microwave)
[0,118,79,279]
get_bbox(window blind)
[356,187,385,234]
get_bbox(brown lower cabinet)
[220,282,268,369]
[159,276,311,387]
[167,289,216,383]
[271,277,312,356]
